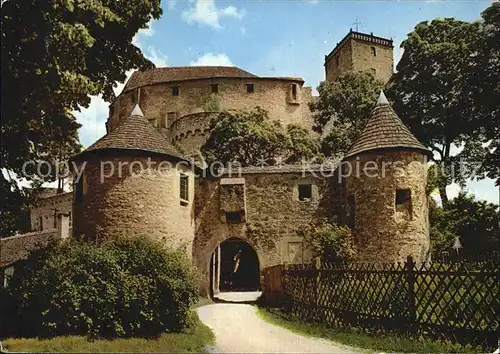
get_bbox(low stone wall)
[1,214,71,268]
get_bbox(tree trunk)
[439,186,449,207]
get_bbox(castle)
[1,31,430,295]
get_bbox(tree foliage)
[201,107,322,167]
[1,0,162,235]
[309,71,384,158]
[1,236,198,339]
[430,193,499,257]
[387,4,500,202]
[300,220,356,262]
[0,177,33,236]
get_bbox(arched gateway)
[209,237,260,297]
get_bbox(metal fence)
[281,256,499,349]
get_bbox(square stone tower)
[324,30,394,83]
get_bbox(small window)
[172,86,180,96]
[167,112,176,127]
[246,83,254,93]
[149,118,158,128]
[210,84,219,94]
[396,189,411,205]
[291,84,297,101]
[38,216,43,231]
[298,184,312,201]
[346,194,355,228]
[396,189,412,217]
[226,211,242,223]
[180,174,189,204]
[371,46,377,56]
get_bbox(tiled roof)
[124,66,257,91]
[218,163,340,175]
[344,91,431,158]
[74,105,187,161]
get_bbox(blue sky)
[74,0,498,204]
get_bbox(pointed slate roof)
[344,91,431,158]
[73,105,186,161]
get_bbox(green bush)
[2,236,198,339]
[301,221,356,262]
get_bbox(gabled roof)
[73,105,186,161]
[344,91,431,158]
[124,66,257,91]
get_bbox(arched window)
[371,46,377,56]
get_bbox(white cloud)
[190,53,234,66]
[132,19,168,67]
[182,0,246,29]
[166,0,177,10]
[240,26,247,36]
[220,6,246,19]
[74,95,108,148]
[133,19,155,43]
[145,46,168,67]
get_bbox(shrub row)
[1,236,198,338]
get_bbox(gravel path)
[197,303,362,353]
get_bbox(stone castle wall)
[325,37,393,83]
[193,170,342,294]
[30,192,72,232]
[351,39,393,83]
[72,155,195,253]
[170,112,217,154]
[108,78,314,134]
[325,41,353,82]
[344,150,429,263]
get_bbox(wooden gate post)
[406,255,417,333]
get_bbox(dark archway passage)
[210,237,260,296]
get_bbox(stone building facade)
[325,30,394,83]
[107,66,313,155]
[29,190,72,232]
[7,31,430,296]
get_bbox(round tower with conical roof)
[343,91,431,263]
[71,105,195,252]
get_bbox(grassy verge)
[2,312,214,353]
[257,307,482,353]
[194,296,215,308]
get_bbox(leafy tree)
[430,193,499,257]
[1,0,162,235]
[203,93,222,112]
[464,3,500,184]
[309,71,384,158]
[300,220,356,262]
[201,107,321,167]
[0,176,33,236]
[387,5,499,203]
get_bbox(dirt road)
[197,303,362,353]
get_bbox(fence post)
[406,255,417,333]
